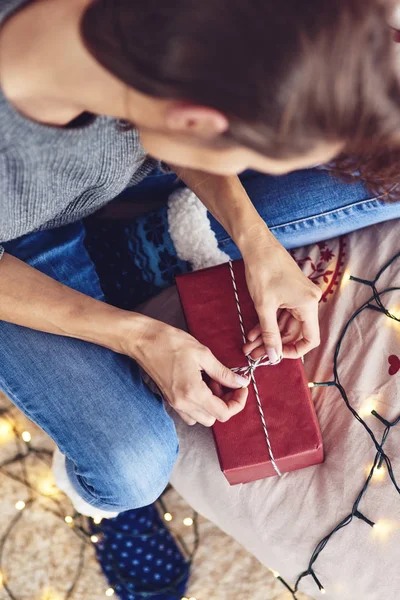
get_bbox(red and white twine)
[228,261,282,477]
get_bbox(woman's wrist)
[66,298,152,358]
[235,219,281,256]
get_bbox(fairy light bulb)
[359,396,379,418]
[373,519,395,538]
[271,570,280,578]
[0,418,13,441]
[91,535,99,544]
[15,500,25,511]
[42,589,63,600]
[38,476,58,497]
[64,515,73,524]
[105,588,115,597]
[320,587,326,595]
[93,516,103,525]
[164,512,173,522]
[366,463,386,481]
[341,271,351,288]
[183,517,193,527]
[21,431,32,442]
[388,303,400,321]
[308,382,315,388]
[374,465,385,480]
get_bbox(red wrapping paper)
[176,259,324,485]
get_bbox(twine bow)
[228,261,282,477]
[232,355,277,378]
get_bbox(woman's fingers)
[199,385,248,422]
[243,308,317,360]
[281,315,303,344]
[278,309,292,333]
[282,308,320,358]
[247,323,261,342]
[251,305,282,363]
[176,382,248,427]
[244,311,296,355]
[201,349,250,389]
[242,334,264,357]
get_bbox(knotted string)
[228,261,282,477]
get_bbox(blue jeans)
[1,169,399,511]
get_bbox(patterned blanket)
[138,219,400,600]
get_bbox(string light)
[21,431,31,442]
[372,520,398,540]
[386,303,400,324]
[42,587,63,600]
[0,420,200,600]
[371,464,386,481]
[341,270,351,287]
[271,570,280,578]
[359,397,379,418]
[164,512,173,522]
[183,517,194,527]
[293,253,400,598]
[0,402,199,600]
[90,535,99,544]
[37,476,58,497]
[0,419,13,442]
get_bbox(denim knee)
[76,417,180,511]
[114,436,179,510]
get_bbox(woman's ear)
[164,104,229,138]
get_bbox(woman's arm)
[0,252,248,425]
[0,251,146,352]
[172,167,274,250]
[174,167,322,361]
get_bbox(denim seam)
[268,195,381,230]
[217,195,383,246]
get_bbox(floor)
[0,392,313,600]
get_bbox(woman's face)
[99,82,344,176]
[138,127,343,175]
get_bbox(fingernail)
[236,375,250,387]
[267,348,280,364]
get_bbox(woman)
[0,0,400,518]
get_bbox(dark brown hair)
[81,0,400,197]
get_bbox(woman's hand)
[239,229,322,362]
[122,317,249,426]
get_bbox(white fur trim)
[167,187,230,270]
[52,447,119,519]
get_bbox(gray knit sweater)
[0,0,157,259]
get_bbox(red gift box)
[176,259,324,485]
